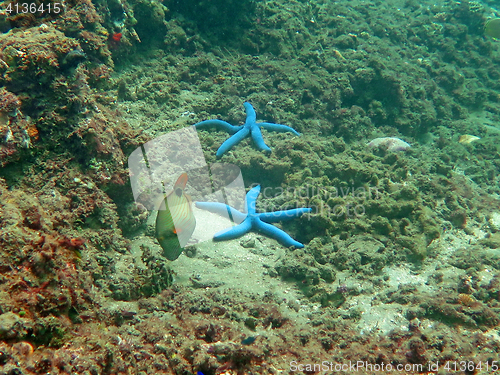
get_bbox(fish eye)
[175,188,183,197]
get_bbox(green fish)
[155,173,196,261]
[485,18,500,39]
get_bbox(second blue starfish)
[196,185,311,248]
[193,102,301,158]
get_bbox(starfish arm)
[254,219,305,248]
[195,202,246,223]
[259,208,312,223]
[213,218,253,241]
[216,127,251,158]
[259,122,301,136]
[250,125,272,153]
[243,102,256,124]
[193,120,243,135]
[245,185,261,215]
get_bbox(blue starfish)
[193,102,301,158]
[195,185,311,248]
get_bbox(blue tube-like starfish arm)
[192,102,301,158]
[195,202,247,223]
[243,102,257,123]
[216,127,251,158]
[193,119,243,134]
[259,122,301,136]
[259,208,312,223]
[254,220,305,248]
[250,126,272,153]
[195,184,310,248]
[245,185,260,214]
[214,218,252,241]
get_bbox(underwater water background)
[0,0,500,373]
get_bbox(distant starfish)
[196,185,311,248]
[193,102,301,158]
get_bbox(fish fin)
[164,173,188,201]
[174,173,188,190]
[155,194,168,211]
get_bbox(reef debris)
[458,134,480,144]
[367,137,411,152]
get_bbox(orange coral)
[26,124,39,140]
[457,293,477,307]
